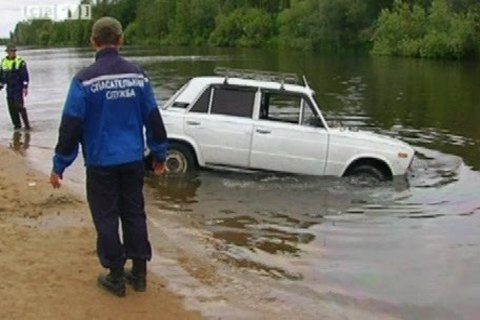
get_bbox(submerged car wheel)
[166,143,196,174]
[345,164,387,185]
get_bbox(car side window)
[189,87,211,113]
[260,91,322,127]
[263,92,301,124]
[210,86,255,118]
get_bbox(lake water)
[3,46,480,319]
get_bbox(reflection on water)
[147,175,201,206]
[208,213,317,255]
[9,131,30,156]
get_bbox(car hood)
[329,127,413,151]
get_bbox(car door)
[250,90,329,175]
[184,85,256,168]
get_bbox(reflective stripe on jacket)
[52,48,168,176]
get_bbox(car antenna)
[223,69,229,84]
[214,67,229,84]
[303,75,311,90]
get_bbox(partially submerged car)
[153,68,415,180]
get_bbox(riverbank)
[0,146,202,319]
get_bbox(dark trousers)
[7,95,30,129]
[86,161,151,269]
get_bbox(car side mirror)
[306,117,323,128]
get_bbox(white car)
[154,68,415,181]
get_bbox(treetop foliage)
[10,0,480,59]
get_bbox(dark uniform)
[51,18,168,297]
[0,45,31,130]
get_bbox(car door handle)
[256,129,271,134]
[186,120,201,126]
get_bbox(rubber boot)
[125,259,146,292]
[19,108,31,130]
[97,268,126,297]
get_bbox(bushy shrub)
[209,8,275,47]
[277,0,320,50]
[372,0,479,59]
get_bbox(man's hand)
[153,160,168,176]
[50,172,62,189]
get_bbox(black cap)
[5,44,16,52]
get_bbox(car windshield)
[162,82,190,110]
[259,89,326,128]
[309,93,344,129]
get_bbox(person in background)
[49,17,168,297]
[0,44,31,130]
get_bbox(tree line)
[9,0,480,59]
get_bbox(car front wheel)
[345,164,387,185]
[166,143,196,174]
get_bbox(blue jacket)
[53,48,168,177]
[0,56,29,97]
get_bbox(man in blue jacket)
[50,17,168,297]
[0,44,31,130]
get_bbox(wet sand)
[0,146,202,320]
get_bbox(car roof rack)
[214,67,299,85]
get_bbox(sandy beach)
[0,146,202,319]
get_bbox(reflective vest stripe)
[1,57,24,71]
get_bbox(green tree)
[420,0,477,58]
[278,0,320,49]
[169,0,192,45]
[372,1,427,56]
[210,8,275,47]
[372,0,478,59]
[134,0,175,44]
[190,0,219,44]
[8,0,480,59]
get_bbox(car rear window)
[211,86,255,118]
